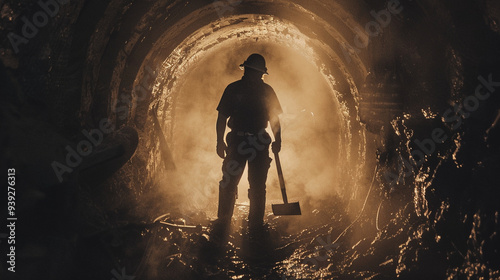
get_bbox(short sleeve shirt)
[217,76,282,133]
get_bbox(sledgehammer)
[271,151,301,215]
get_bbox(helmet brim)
[240,63,269,75]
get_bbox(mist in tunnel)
[3,0,500,279]
[148,40,363,220]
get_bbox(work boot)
[217,186,237,222]
[248,188,266,235]
[211,186,236,242]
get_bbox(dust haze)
[155,41,358,222]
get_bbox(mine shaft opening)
[139,15,371,229]
[5,0,500,278]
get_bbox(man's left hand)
[272,141,281,153]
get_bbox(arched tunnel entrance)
[2,0,500,279]
[142,13,368,215]
[87,2,375,212]
[85,1,377,228]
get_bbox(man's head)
[240,54,268,78]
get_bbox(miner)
[213,53,282,240]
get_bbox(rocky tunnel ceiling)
[1,0,500,279]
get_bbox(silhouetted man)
[213,53,282,239]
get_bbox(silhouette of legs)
[247,147,271,232]
[213,131,272,241]
[213,133,246,240]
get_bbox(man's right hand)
[271,141,281,154]
[217,142,227,159]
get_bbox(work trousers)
[218,130,272,229]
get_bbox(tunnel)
[1,0,500,279]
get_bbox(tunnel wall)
[0,0,483,206]
[73,0,381,203]
[82,0,498,221]
[2,0,500,245]
[3,0,500,278]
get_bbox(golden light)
[144,14,366,216]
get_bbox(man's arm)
[265,85,282,153]
[270,114,281,153]
[216,112,228,158]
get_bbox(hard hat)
[240,53,268,74]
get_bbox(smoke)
[153,40,359,221]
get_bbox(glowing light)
[145,14,366,215]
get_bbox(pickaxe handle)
[274,151,288,204]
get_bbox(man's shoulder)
[225,79,275,93]
[224,80,245,94]
[224,80,244,92]
[262,82,276,93]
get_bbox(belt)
[236,131,256,136]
